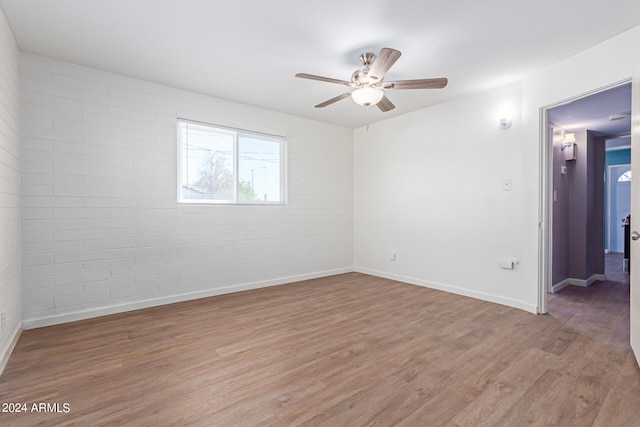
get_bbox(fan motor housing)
[351,68,373,86]
[352,52,377,86]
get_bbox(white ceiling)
[2,0,640,129]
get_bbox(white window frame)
[177,119,287,205]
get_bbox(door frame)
[538,78,632,315]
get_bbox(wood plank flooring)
[0,273,638,426]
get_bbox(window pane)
[238,136,281,202]
[180,122,234,201]
[178,119,285,205]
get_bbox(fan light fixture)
[351,87,384,106]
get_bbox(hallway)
[605,252,629,285]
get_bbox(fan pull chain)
[366,105,370,132]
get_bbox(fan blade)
[368,48,401,82]
[315,92,351,108]
[385,78,448,90]
[377,95,395,112]
[295,73,352,86]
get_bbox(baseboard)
[23,267,355,330]
[0,322,22,375]
[552,274,606,293]
[551,278,571,293]
[355,267,538,314]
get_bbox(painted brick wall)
[0,8,21,370]
[21,53,354,328]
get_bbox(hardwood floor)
[0,273,638,426]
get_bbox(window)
[178,119,286,204]
[618,170,632,182]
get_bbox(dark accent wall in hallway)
[553,129,605,284]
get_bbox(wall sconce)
[561,133,576,150]
[561,133,577,161]
[498,118,512,130]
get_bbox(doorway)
[607,163,631,254]
[540,81,632,313]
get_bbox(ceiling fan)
[295,47,447,112]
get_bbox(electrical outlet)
[389,250,397,261]
[0,311,5,332]
[503,178,512,191]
